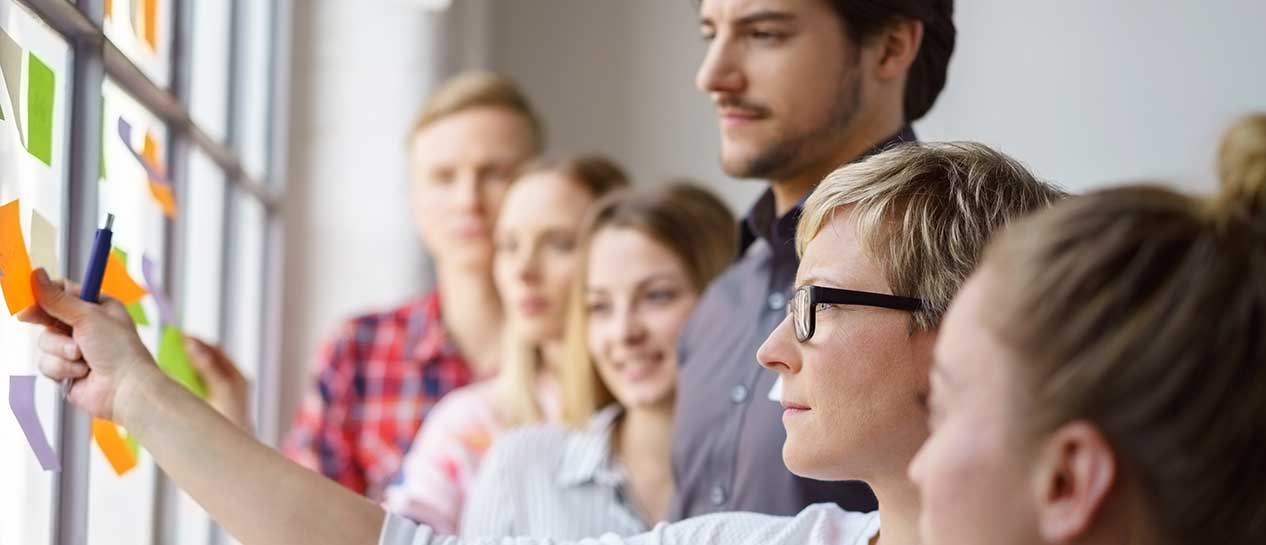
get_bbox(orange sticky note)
[0,199,36,315]
[102,250,147,305]
[149,182,176,218]
[92,417,138,475]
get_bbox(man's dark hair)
[831,0,956,122]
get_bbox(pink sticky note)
[8,375,60,471]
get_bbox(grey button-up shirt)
[668,128,915,519]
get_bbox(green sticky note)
[26,52,54,166]
[126,300,149,325]
[158,326,207,399]
[125,432,140,458]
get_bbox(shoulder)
[424,381,500,429]
[658,504,879,545]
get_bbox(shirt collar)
[406,290,459,363]
[737,125,918,255]
[556,404,625,488]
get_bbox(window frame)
[11,1,291,544]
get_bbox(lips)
[517,296,550,317]
[781,400,810,419]
[614,351,665,381]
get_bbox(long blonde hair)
[560,183,736,428]
[492,155,630,427]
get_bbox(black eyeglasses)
[789,285,926,342]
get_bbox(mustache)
[713,95,771,117]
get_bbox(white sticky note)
[29,210,60,275]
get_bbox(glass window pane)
[235,0,272,179]
[171,148,225,545]
[104,0,174,87]
[0,3,70,545]
[92,78,171,545]
[226,189,265,385]
[188,0,230,141]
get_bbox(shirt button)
[710,485,727,506]
[767,292,787,310]
[730,384,749,404]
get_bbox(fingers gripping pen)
[62,213,114,395]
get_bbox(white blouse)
[460,406,647,540]
[380,504,880,545]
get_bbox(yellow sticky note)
[0,199,36,315]
[29,210,60,275]
[149,182,177,218]
[102,250,147,305]
[92,418,138,475]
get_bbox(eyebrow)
[700,10,797,27]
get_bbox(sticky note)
[29,210,60,275]
[1,199,36,315]
[92,417,137,475]
[102,247,147,305]
[26,52,54,166]
[0,28,23,146]
[8,375,60,471]
[140,254,172,324]
[142,0,158,50]
[125,301,149,325]
[149,182,176,218]
[158,326,207,398]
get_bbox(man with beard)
[671,0,956,519]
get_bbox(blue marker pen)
[63,213,114,394]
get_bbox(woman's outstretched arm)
[20,270,384,545]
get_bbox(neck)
[769,107,906,217]
[537,340,565,378]
[614,400,676,523]
[435,261,502,377]
[869,473,922,545]
[616,401,675,468]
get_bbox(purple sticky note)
[117,118,172,187]
[8,375,60,471]
[141,254,172,326]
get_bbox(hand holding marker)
[62,213,114,395]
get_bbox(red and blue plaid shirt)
[283,291,474,500]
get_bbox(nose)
[614,303,649,346]
[695,31,744,97]
[511,242,543,285]
[453,170,480,213]
[756,316,802,375]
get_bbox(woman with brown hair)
[459,183,736,539]
[911,114,1266,545]
[383,155,629,533]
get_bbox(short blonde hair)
[408,71,545,152]
[797,142,1067,330]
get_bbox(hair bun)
[1216,113,1266,222]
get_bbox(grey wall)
[280,0,1266,431]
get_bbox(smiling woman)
[458,182,736,539]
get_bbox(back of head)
[986,114,1266,545]
[829,0,956,121]
[561,182,737,426]
[798,142,1066,330]
[408,71,545,153]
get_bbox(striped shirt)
[460,406,647,540]
[380,504,880,545]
